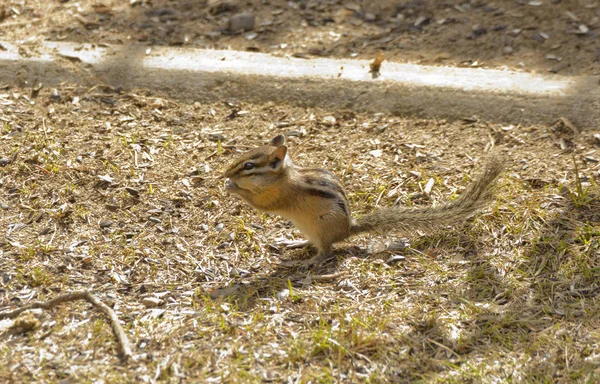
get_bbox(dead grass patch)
[0,85,599,382]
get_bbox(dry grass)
[0,85,599,383]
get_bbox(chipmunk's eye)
[243,162,255,170]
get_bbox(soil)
[0,84,599,382]
[1,0,600,382]
[1,0,600,76]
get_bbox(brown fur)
[349,157,504,235]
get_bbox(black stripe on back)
[302,187,338,200]
[304,177,347,199]
[301,168,337,178]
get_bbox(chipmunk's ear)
[270,134,286,147]
[269,145,287,170]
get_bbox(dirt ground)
[1,0,600,76]
[1,0,600,383]
[0,84,598,382]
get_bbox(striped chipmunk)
[224,135,503,267]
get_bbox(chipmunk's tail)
[349,157,504,236]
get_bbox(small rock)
[276,289,290,301]
[364,13,376,22]
[50,88,61,102]
[322,116,336,126]
[148,216,161,223]
[0,158,9,166]
[386,255,406,265]
[125,187,140,197]
[208,132,226,141]
[577,24,589,34]
[593,133,600,145]
[228,13,255,33]
[388,241,408,251]
[142,297,164,308]
[99,220,112,228]
[471,25,487,37]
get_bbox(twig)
[0,16,50,28]
[309,271,347,281]
[30,164,52,175]
[0,291,133,361]
[426,338,460,359]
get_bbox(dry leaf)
[370,51,384,73]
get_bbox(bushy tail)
[349,157,504,236]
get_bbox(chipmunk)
[224,135,503,266]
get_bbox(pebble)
[99,220,112,228]
[276,289,290,301]
[322,116,336,126]
[388,241,408,251]
[471,25,487,37]
[228,13,255,33]
[593,133,600,145]
[125,187,140,197]
[578,24,589,34]
[50,88,61,102]
[0,158,9,166]
[386,255,406,265]
[142,297,164,308]
[364,13,376,22]
[503,46,514,55]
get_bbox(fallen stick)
[309,271,347,281]
[0,17,49,28]
[0,290,133,361]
